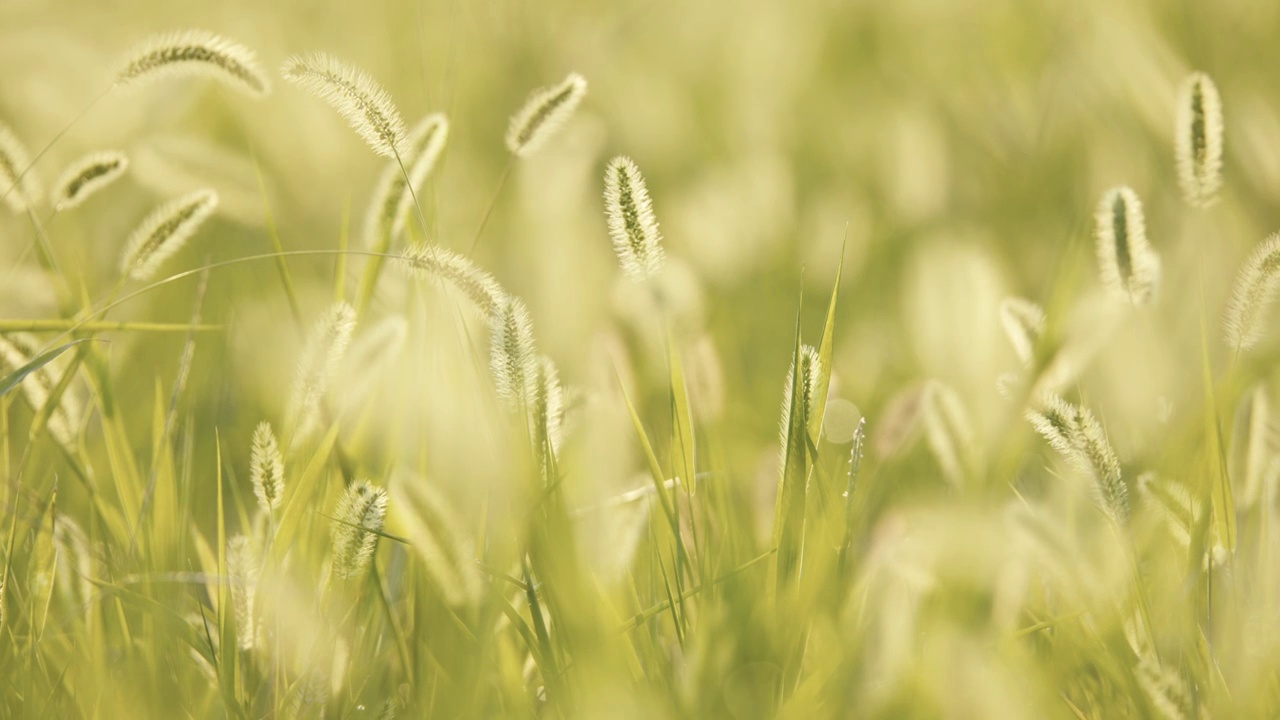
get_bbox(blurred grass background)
[1,0,1280,716]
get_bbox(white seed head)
[999,297,1045,365]
[114,29,270,97]
[399,244,506,317]
[282,52,407,158]
[331,479,388,579]
[250,421,285,512]
[1095,186,1160,305]
[921,380,974,487]
[604,156,665,282]
[1224,233,1280,353]
[51,150,129,212]
[120,188,218,280]
[0,123,42,213]
[505,72,588,157]
[287,302,357,444]
[362,114,449,251]
[1175,72,1224,208]
[226,535,259,650]
[489,295,539,410]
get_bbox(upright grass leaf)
[808,243,845,443]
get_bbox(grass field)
[1,0,1280,717]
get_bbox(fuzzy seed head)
[505,72,588,157]
[282,52,406,158]
[287,302,357,444]
[999,297,1045,365]
[331,480,388,579]
[532,355,566,457]
[399,244,506,317]
[114,29,270,97]
[250,421,285,512]
[1095,186,1160,305]
[0,123,42,213]
[604,156,665,282]
[1175,72,1224,208]
[1027,394,1127,522]
[1224,233,1280,353]
[226,535,259,650]
[120,188,218,280]
[51,150,129,212]
[363,114,449,251]
[780,345,822,451]
[489,295,539,410]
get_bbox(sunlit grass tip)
[363,114,449,250]
[1175,71,1224,208]
[331,479,388,579]
[119,188,218,280]
[1224,232,1280,354]
[399,244,506,317]
[505,72,588,157]
[999,296,1045,365]
[287,301,356,444]
[250,421,285,513]
[51,150,129,212]
[281,51,407,158]
[1095,186,1160,306]
[114,29,270,97]
[0,122,42,213]
[604,156,666,282]
[489,294,538,411]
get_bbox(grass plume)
[1095,186,1160,305]
[119,188,218,280]
[50,150,129,212]
[1224,232,1280,354]
[281,52,407,158]
[505,72,588,157]
[114,29,270,97]
[331,479,388,579]
[1175,72,1225,208]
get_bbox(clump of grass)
[281,52,406,158]
[287,302,356,444]
[399,244,505,316]
[603,156,665,282]
[921,379,973,487]
[0,122,42,213]
[50,150,129,212]
[1027,394,1128,522]
[999,296,1045,365]
[1224,232,1280,354]
[114,29,270,97]
[331,479,388,579]
[119,188,219,280]
[1095,186,1160,306]
[489,295,538,411]
[1175,72,1224,208]
[250,421,284,513]
[505,72,588,157]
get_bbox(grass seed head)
[287,302,356,445]
[399,244,506,317]
[114,29,270,97]
[331,479,388,579]
[1224,232,1280,353]
[1175,72,1225,208]
[604,156,666,282]
[282,52,407,158]
[505,72,588,157]
[1095,186,1160,306]
[51,150,129,212]
[0,122,42,213]
[489,295,539,411]
[999,297,1045,365]
[119,188,218,280]
[250,421,285,512]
